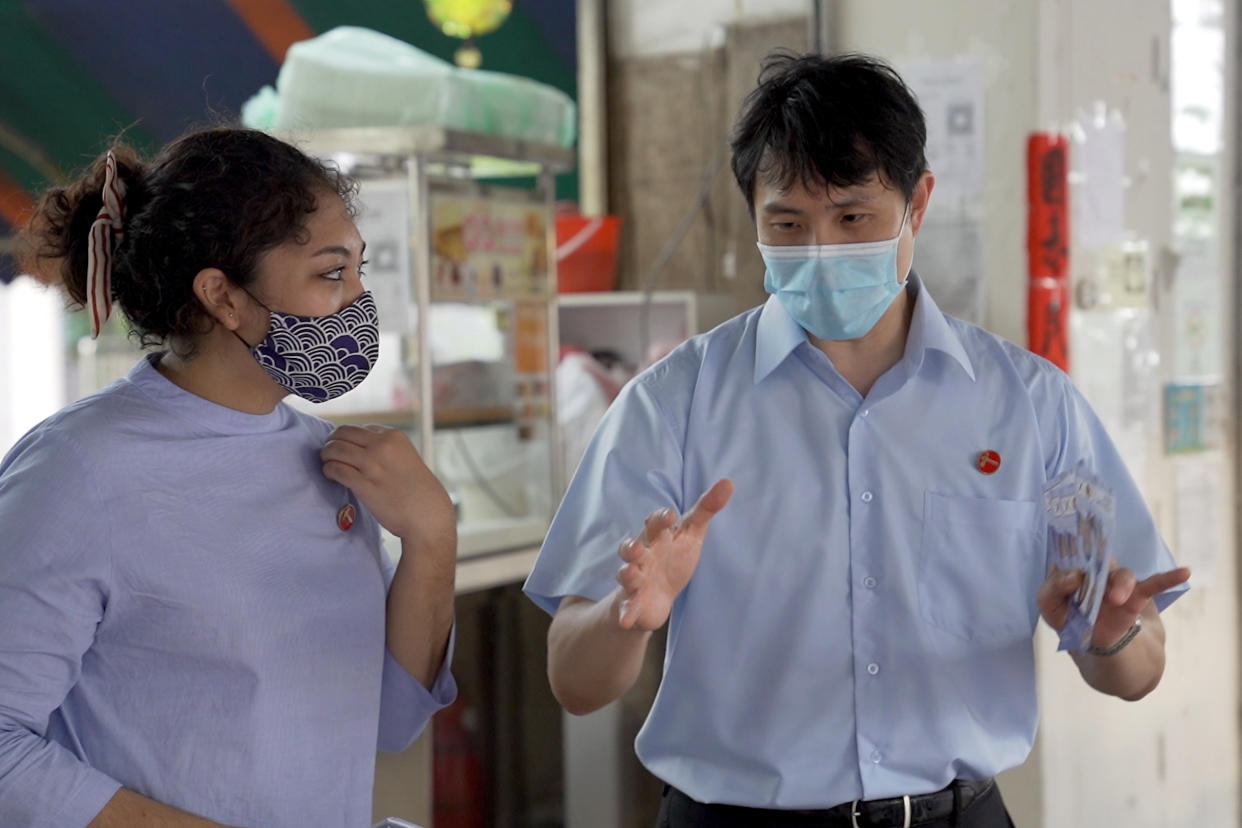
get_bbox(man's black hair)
[730,51,928,213]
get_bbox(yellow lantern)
[424,0,514,68]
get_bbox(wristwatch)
[1086,616,1143,657]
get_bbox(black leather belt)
[663,778,996,827]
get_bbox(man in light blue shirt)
[524,52,1189,827]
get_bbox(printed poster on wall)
[429,188,549,302]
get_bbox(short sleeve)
[1043,376,1188,611]
[524,376,685,615]
[372,525,457,752]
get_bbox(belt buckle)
[850,795,911,828]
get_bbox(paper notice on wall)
[898,58,988,324]
[902,59,986,199]
[1070,309,1156,485]
[353,179,414,335]
[1076,106,1126,250]
[913,208,986,325]
[1172,454,1222,586]
[1076,240,1152,311]
[1172,237,1224,379]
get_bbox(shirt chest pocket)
[918,492,1042,643]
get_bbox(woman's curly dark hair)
[20,127,357,351]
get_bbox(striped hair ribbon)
[85,151,127,338]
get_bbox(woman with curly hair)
[0,128,457,828]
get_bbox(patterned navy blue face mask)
[236,291,380,403]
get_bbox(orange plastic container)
[555,214,621,292]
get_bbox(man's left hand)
[1037,561,1190,649]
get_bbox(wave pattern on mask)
[253,292,381,402]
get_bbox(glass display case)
[283,126,573,566]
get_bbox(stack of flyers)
[1043,463,1116,652]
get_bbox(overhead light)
[423,0,513,68]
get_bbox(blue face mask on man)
[758,205,911,341]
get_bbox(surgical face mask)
[237,291,380,403]
[758,206,911,341]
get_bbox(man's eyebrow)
[760,202,809,216]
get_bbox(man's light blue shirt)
[525,277,1186,809]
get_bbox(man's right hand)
[615,479,734,631]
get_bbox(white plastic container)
[269,27,576,146]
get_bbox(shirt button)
[861,491,874,503]
[870,750,883,764]
[863,576,878,589]
[867,663,880,676]
[861,409,870,418]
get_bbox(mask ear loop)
[231,289,273,351]
[896,201,915,286]
[232,329,258,351]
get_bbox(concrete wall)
[609,0,808,59]
[605,5,809,318]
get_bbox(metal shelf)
[322,407,514,429]
[281,125,576,175]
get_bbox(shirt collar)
[753,273,976,384]
[754,295,807,384]
[904,273,976,381]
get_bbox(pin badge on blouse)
[337,503,357,532]
[977,450,1001,475]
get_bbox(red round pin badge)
[977,450,1001,475]
[337,503,357,532]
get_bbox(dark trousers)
[655,781,1017,828]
